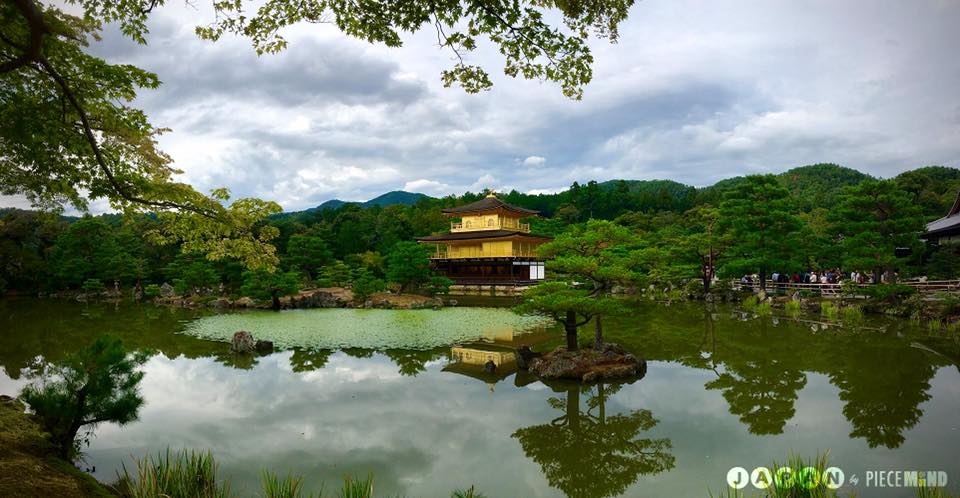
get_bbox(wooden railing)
[732,279,960,296]
[450,221,530,233]
[432,247,539,259]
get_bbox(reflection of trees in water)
[382,349,445,377]
[512,382,674,498]
[289,348,333,372]
[829,345,936,449]
[705,360,807,435]
[287,348,444,376]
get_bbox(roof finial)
[485,188,497,198]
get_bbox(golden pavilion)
[416,193,552,285]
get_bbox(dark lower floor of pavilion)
[430,258,545,285]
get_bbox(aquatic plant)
[756,302,773,316]
[116,450,490,498]
[742,295,759,310]
[841,306,863,324]
[928,319,943,333]
[117,449,231,498]
[451,486,487,498]
[261,470,316,498]
[820,302,839,320]
[339,474,374,498]
[785,300,802,317]
[182,308,551,350]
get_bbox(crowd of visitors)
[739,270,900,289]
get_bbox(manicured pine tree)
[517,220,639,350]
[21,336,149,459]
[719,175,802,291]
[240,268,301,310]
[829,179,924,284]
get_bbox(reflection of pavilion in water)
[442,323,553,390]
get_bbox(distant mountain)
[363,191,429,207]
[696,163,871,209]
[301,190,431,213]
[315,199,347,210]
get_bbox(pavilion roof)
[441,195,539,216]
[925,190,960,236]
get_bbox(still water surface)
[1,299,959,497]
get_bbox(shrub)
[742,295,759,309]
[860,284,916,304]
[427,276,454,297]
[351,272,385,302]
[81,278,106,293]
[143,284,161,299]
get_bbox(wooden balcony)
[431,247,539,259]
[451,221,530,233]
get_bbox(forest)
[2,163,959,299]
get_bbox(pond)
[1,298,959,497]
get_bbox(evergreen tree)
[20,336,149,459]
[385,242,433,293]
[518,220,638,349]
[830,179,924,283]
[719,175,802,290]
[285,234,332,281]
[240,269,301,310]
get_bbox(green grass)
[261,470,318,498]
[785,300,802,317]
[841,306,863,324]
[116,449,231,498]
[338,474,374,498]
[114,450,487,498]
[451,486,487,498]
[820,302,839,321]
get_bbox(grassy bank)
[0,395,113,498]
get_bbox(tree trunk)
[873,268,882,285]
[271,291,281,310]
[594,314,603,349]
[759,269,767,291]
[564,310,579,351]
[566,386,580,430]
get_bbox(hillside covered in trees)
[2,163,959,297]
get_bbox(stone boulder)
[255,340,274,353]
[160,282,175,297]
[233,296,255,308]
[231,331,255,353]
[528,343,646,382]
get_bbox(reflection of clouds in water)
[86,351,563,497]
[7,348,957,497]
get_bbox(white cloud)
[6,0,959,213]
[402,179,454,196]
[521,155,546,167]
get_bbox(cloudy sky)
[32,0,960,211]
